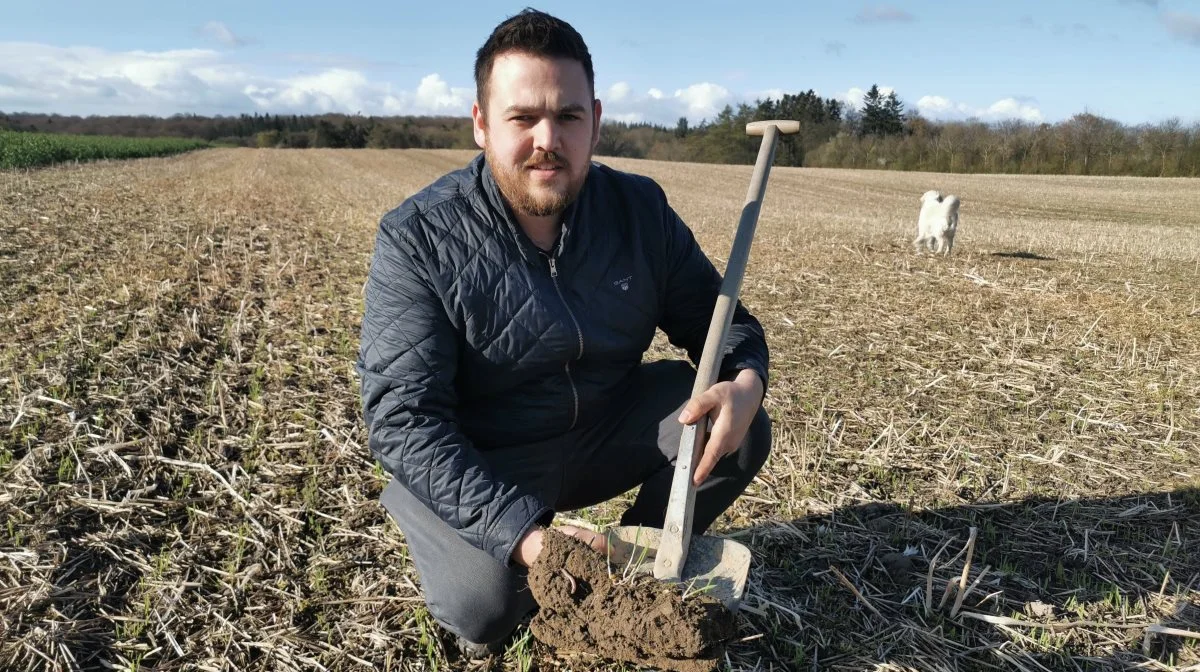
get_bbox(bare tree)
[1140,118,1184,177]
[1064,113,1108,175]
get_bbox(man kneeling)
[356,8,771,657]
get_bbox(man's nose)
[532,117,560,153]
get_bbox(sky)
[2,1,1199,127]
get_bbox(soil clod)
[528,529,736,672]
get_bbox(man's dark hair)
[474,8,594,113]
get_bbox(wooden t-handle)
[746,120,801,136]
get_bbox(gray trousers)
[380,360,772,644]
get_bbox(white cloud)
[838,85,896,110]
[606,81,631,102]
[248,69,371,113]
[200,21,246,48]
[0,42,474,117]
[0,40,1054,129]
[0,41,734,124]
[596,82,733,125]
[0,42,247,113]
[604,112,645,124]
[916,94,1044,123]
[757,88,786,102]
[414,73,472,112]
[916,95,955,115]
[984,98,1044,121]
[675,83,731,116]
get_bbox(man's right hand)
[513,525,608,567]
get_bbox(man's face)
[472,52,601,219]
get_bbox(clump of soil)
[528,529,736,672]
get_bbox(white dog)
[914,190,961,255]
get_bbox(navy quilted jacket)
[357,153,769,566]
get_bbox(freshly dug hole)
[528,529,736,672]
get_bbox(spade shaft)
[653,119,800,582]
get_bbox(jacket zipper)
[547,253,584,430]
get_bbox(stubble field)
[2,148,1198,671]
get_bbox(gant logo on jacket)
[613,275,632,291]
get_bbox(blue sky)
[2,1,1198,126]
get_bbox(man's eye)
[559,114,581,121]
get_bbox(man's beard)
[486,147,589,218]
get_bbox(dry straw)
[1,149,1197,670]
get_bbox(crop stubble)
[1,149,1198,671]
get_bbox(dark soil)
[528,529,736,672]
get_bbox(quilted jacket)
[356,152,769,567]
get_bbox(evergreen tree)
[860,85,904,136]
[674,116,689,139]
[860,84,885,136]
[883,92,905,135]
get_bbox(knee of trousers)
[741,406,773,475]
[426,571,532,645]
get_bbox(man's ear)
[590,98,603,152]
[471,100,487,150]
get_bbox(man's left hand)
[677,369,764,486]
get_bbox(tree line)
[0,112,473,151]
[3,85,1197,177]
[0,89,844,166]
[809,87,1200,178]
